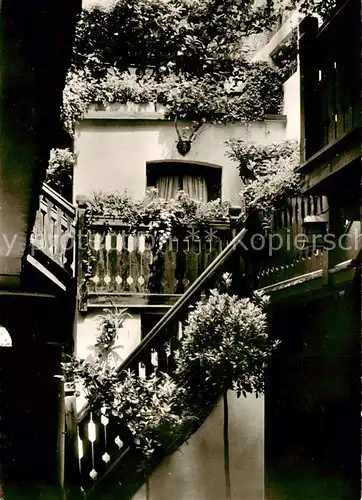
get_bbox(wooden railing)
[299,0,360,161]
[81,217,231,296]
[31,183,76,272]
[67,216,249,498]
[257,195,328,288]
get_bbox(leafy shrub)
[175,286,278,402]
[293,0,337,19]
[72,0,279,78]
[64,277,278,461]
[226,139,300,213]
[110,372,194,458]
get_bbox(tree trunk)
[223,391,231,500]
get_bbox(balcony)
[255,194,360,297]
[78,215,232,310]
[257,195,328,290]
[27,184,76,293]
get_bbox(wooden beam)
[297,127,361,193]
[299,16,319,163]
[86,292,181,309]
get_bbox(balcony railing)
[80,216,232,299]
[257,195,329,288]
[300,0,360,161]
[31,183,76,273]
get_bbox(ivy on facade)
[226,139,301,213]
[61,0,293,136]
[62,63,285,135]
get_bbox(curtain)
[156,176,179,200]
[183,175,208,202]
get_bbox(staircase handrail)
[41,183,76,219]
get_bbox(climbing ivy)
[62,62,284,135]
[226,138,301,213]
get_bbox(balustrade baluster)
[155,344,168,374]
[54,207,62,264]
[185,232,200,288]
[44,199,52,256]
[162,238,177,294]
[126,235,138,293]
[283,205,288,228]
[94,232,105,292]
[137,233,147,292]
[141,349,154,378]
[104,233,113,291]
[175,237,186,294]
[118,233,129,292]
[148,252,165,294]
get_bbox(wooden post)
[64,385,83,499]
[76,197,89,313]
[299,16,319,162]
[328,196,346,272]
[223,391,231,500]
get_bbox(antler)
[174,116,182,141]
[174,116,205,156]
[188,119,204,143]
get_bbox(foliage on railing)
[31,183,76,272]
[77,190,232,302]
[64,275,277,491]
[88,190,230,253]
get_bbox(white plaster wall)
[283,69,301,140]
[251,9,302,64]
[75,310,141,411]
[133,392,264,500]
[76,310,140,360]
[74,117,287,205]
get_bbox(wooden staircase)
[64,215,250,499]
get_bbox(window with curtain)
[156,176,180,200]
[182,176,208,202]
[147,161,222,202]
[156,175,208,201]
